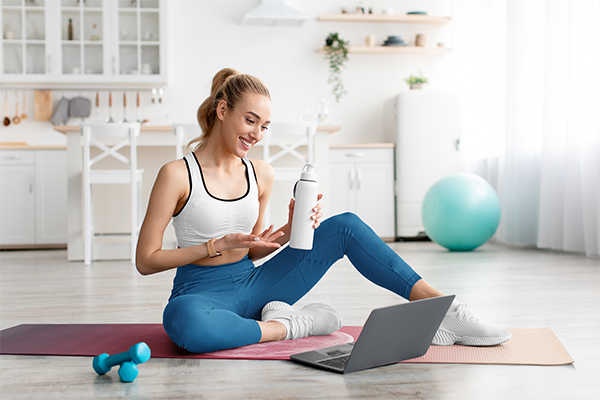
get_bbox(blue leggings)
[163,212,422,353]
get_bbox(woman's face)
[218,93,271,158]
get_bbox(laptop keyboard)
[316,354,351,369]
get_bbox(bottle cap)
[300,164,317,181]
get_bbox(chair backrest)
[80,122,141,174]
[173,123,202,159]
[262,122,317,168]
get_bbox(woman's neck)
[195,140,241,171]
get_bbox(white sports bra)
[172,153,260,248]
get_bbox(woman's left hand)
[288,193,324,229]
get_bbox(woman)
[136,68,511,354]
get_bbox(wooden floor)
[1,242,598,399]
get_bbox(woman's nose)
[250,127,262,141]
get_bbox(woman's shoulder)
[247,158,274,179]
[157,158,189,183]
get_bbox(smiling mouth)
[240,138,252,149]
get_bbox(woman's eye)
[246,118,255,124]
[261,126,269,131]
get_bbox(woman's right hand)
[217,225,284,253]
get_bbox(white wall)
[164,0,455,145]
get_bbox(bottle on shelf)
[90,23,100,41]
[68,19,73,41]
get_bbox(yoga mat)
[0,324,573,366]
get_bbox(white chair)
[262,122,317,227]
[173,123,202,159]
[80,122,143,265]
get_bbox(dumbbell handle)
[112,342,150,366]
[104,350,134,369]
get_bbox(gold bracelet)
[207,238,222,258]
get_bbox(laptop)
[290,295,455,374]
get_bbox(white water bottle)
[290,164,319,250]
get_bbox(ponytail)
[190,68,271,151]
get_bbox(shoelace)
[288,315,313,339]
[455,303,480,322]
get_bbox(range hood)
[242,0,310,26]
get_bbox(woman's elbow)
[135,252,155,276]
[135,261,152,276]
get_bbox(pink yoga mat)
[0,324,355,360]
[0,324,573,365]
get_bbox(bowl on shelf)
[383,36,407,46]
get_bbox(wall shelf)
[317,14,450,25]
[318,46,450,55]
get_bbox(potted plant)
[323,32,349,103]
[405,71,429,90]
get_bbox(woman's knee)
[323,212,371,235]
[162,296,219,353]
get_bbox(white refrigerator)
[394,90,466,238]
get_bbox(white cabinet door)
[329,147,395,238]
[0,149,67,247]
[328,161,355,217]
[0,152,35,245]
[54,0,110,81]
[0,0,54,82]
[35,150,67,244]
[111,0,166,83]
[355,162,395,238]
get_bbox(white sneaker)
[432,301,512,346]
[261,301,342,340]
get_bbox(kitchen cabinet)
[0,150,35,245]
[0,149,67,247]
[317,13,450,55]
[1,0,52,81]
[328,145,395,239]
[1,0,166,85]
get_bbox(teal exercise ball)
[421,173,501,251]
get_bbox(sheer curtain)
[457,0,600,257]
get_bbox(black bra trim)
[192,152,250,202]
[173,157,193,217]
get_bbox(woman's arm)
[135,160,211,275]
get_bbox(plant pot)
[325,38,334,46]
[410,83,423,90]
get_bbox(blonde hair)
[190,68,271,151]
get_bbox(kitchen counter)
[56,124,341,261]
[0,143,67,150]
[53,124,341,146]
[330,142,394,149]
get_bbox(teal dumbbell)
[93,342,151,382]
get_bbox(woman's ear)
[216,100,228,121]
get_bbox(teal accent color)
[421,173,501,251]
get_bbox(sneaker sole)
[433,328,512,346]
